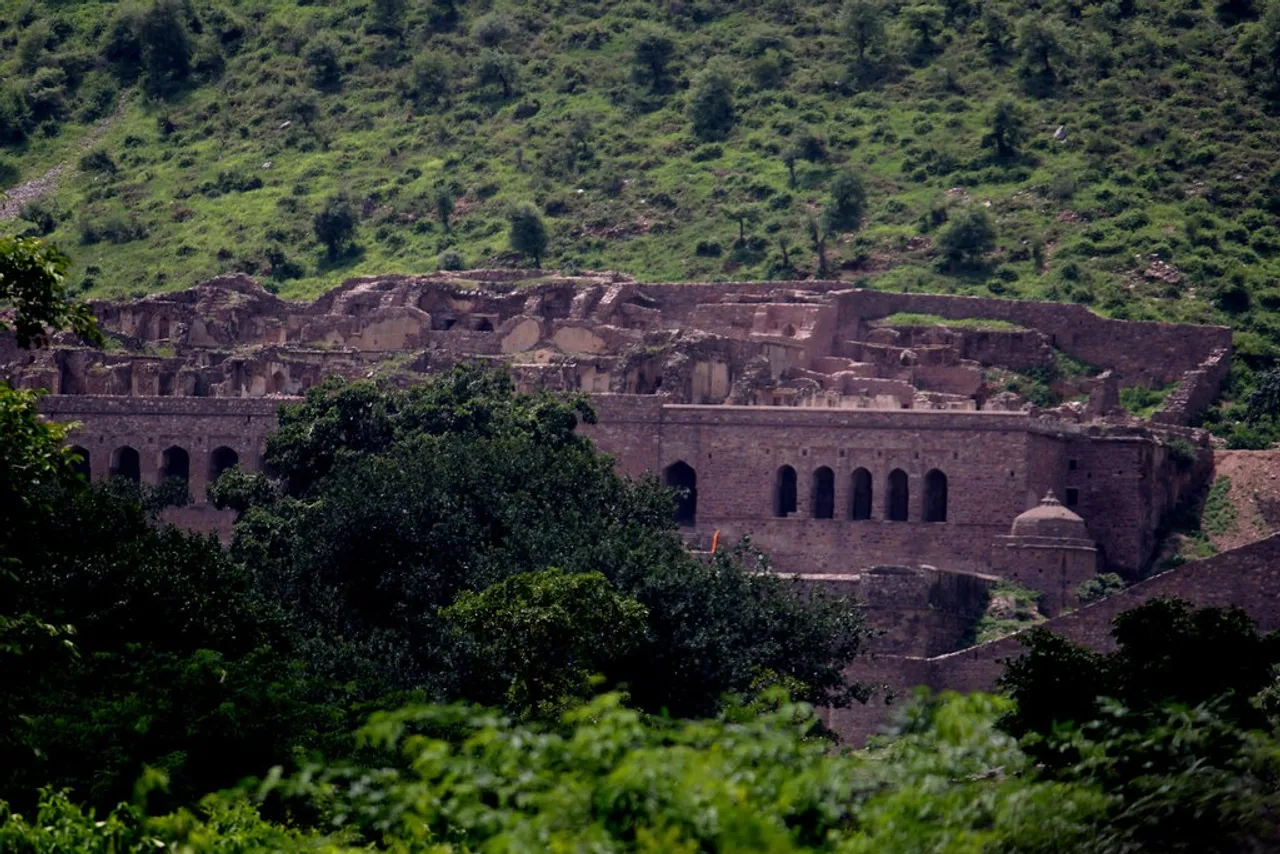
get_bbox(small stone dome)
[1010,491,1089,539]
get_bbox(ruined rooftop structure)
[5,270,1248,740]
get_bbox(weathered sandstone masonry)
[4,272,1229,604]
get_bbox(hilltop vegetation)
[0,0,1277,313]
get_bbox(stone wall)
[830,533,1280,742]
[40,396,278,537]
[832,289,1232,385]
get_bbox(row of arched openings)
[660,461,948,527]
[69,445,241,485]
[776,465,947,522]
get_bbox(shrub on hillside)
[312,193,357,258]
[689,67,736,141]
[821,170,868,232]
[937,207,997,267]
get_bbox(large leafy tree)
[0,236,101,348]
[218,367,868,718]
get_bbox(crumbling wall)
[834,290,1232,385]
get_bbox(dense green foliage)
[2,347,866,814]
[218,368,868,720]
[6,684,1280,852]
[1000,597,1280,756]
[0,235,100,347]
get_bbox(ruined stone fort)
[12,270,1280,739]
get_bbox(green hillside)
[1,0,1278,321]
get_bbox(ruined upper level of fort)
[1,271,1233,428]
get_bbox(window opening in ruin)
[272,371,287,394]
[1068,459,1078,471]
[663,461,698,527]
[782,324,796,338]
[210,446,240,481]
[887,469,909,521]
[432,317,457,331]
[162,446,190,486]
[110,447,141,482]
[1065,488,1079,507]
[70,446,91,480]
[850,468,873,520]
[924,469,948,523]
[475,318,495,332]
[811,467,835,519]
[774,465,798,517]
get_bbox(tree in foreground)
[0,236,100,347]
[218,368,867,719]
[508,201,547,267]
[997,597,1280,851]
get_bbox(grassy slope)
[0,0,1277,324]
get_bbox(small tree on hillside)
[509,202,548,267]
[903,3,946,60]
[981,99,1028,158]
[1017,17,1068,91]
[821,170,868,232]
[434,186,455,232]
[368,0,405,35]
[840,0,887,72]
[138,0,193,94]
[478,50,518,99]
[313,194,357,259]
[633,29,677,93]
[305,36,342,90]
[937,207,997,268]
[725,204,760,246]
[408,51,451,106]
[807,215,830,277]
[689,68,736,141]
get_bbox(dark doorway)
[69,446,91,480]
[887,469,909,521]
[110,446,141,482]
[774,465,798,517]
[850,468,872,520]
[162,446,190,485]
[811,467,835,519]
[924,469,948,522]
[663,461,698,526]
[210,446,239,481]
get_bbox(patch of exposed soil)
[1207,450,1280,552]
[0,99,124,221]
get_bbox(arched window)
[811,467,835,519]
[475,317,494,332]
[162,446,190,485]
[209,446,239,481]
[850,468,873,520]
[69,446,91,480]
[887,469,909,522]
[663,461,698,527]
[774,465,798,517]
[272,370,288,394]
[924,469,948,522]
[110,446,141,482]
